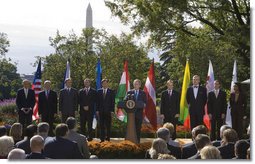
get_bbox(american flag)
[32,58,42,121]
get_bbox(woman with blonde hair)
[9,123,23,144]
[200,145,221,159]
[145,138,171,159]
[0,136,14,159]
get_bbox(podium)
[117,100,144,144]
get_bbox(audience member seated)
[0,136,14,159]
[200,145,221,159]
[157,153,176,159]
[188,134,211,159]
[9,123,23,144]
[26,135,46,159]
[7,148,26,159]
[218,128,238,159]
[44,123,83,159]
[145,138,170,159]
[66,117,90,159]
[233,139,250,159]
[182,125,207,159]
[0,126,7,137]
[156,127,181,159]
[212,125,231,147]
[38,122,53,144]
[15,124,38,154]
[163,122,180,147]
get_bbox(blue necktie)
[135,91,138,100]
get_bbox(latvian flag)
[143,60,157,130]
[32,58,42,122]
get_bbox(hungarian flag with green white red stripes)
[115,60,130,122]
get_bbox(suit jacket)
[160,90,180,118]
[229,92,247,116]
[38,90,58,116]
[67,130,90,159]
[96,88,115,113]
[167,143,181,159]
[78,88,97,114]
[186,86,207,116]
[59,88,78,115]
[15,137,31,154]
[218,143,235,159]
[26,152,46,159]
[44,136,83,159]
[16,88,35,114]
[181,142,197,159]
[188,152,201,159]
[127,89,147,119]
[212,140,221,147]
[208,89,227,118]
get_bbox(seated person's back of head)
[200,145,221,159]
[234,140,250,159]
[0,126,7,137]
[7,148,26,159]
[0,136,14,158]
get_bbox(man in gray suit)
[66,117,90,159]
[59,78,78,123]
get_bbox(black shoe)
[87,138,93,141]
[100,140,105,143]
[106,138,110,141]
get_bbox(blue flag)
[96,58,102,90]
[93,58,102,129]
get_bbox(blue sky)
[0,0,160,74]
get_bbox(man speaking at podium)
[126,79,147,143]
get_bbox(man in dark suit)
[78,78,97,141]
[126,79,147,143]
[218,128,238,159]
[44,123,83,159]
[188,134,211,159]
[59,78,78,123]
[96,79,115,142]
[186,75,207,131]
[182,125,207,159]
[38,80,58,136]
[207,80,227,141]
[26,135,46,159]
[15,124,38,154]
[160,80,180,140]
[16,79,36,128]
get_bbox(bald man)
[186,75,207,131]
[26,135,45,159]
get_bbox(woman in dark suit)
[229,83,247,139]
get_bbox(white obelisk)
[86,3,93,51]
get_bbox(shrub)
[88,140,151,159]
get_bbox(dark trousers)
[42,113,54,136]
[80,111,93,139]
[135,117,142,143]
[163,116,177,140]
[61,113,75,123]
[99,112,111,141]
[210,117,223,141]
[231,112,243,139]
[18,111,32,129]
[190,113,204,131]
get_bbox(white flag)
[226,60,237,127]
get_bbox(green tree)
[0,32,10,57]
[105,0,250,86]
[40,29,151,91]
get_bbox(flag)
[32,58,42,122]
[226,60,237,127]
[63,60,71,88]
[179,60,191,130]
[93,58,102,129]
[144,60,157,130]
[204,60,215,131]
[115,60,130,122]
